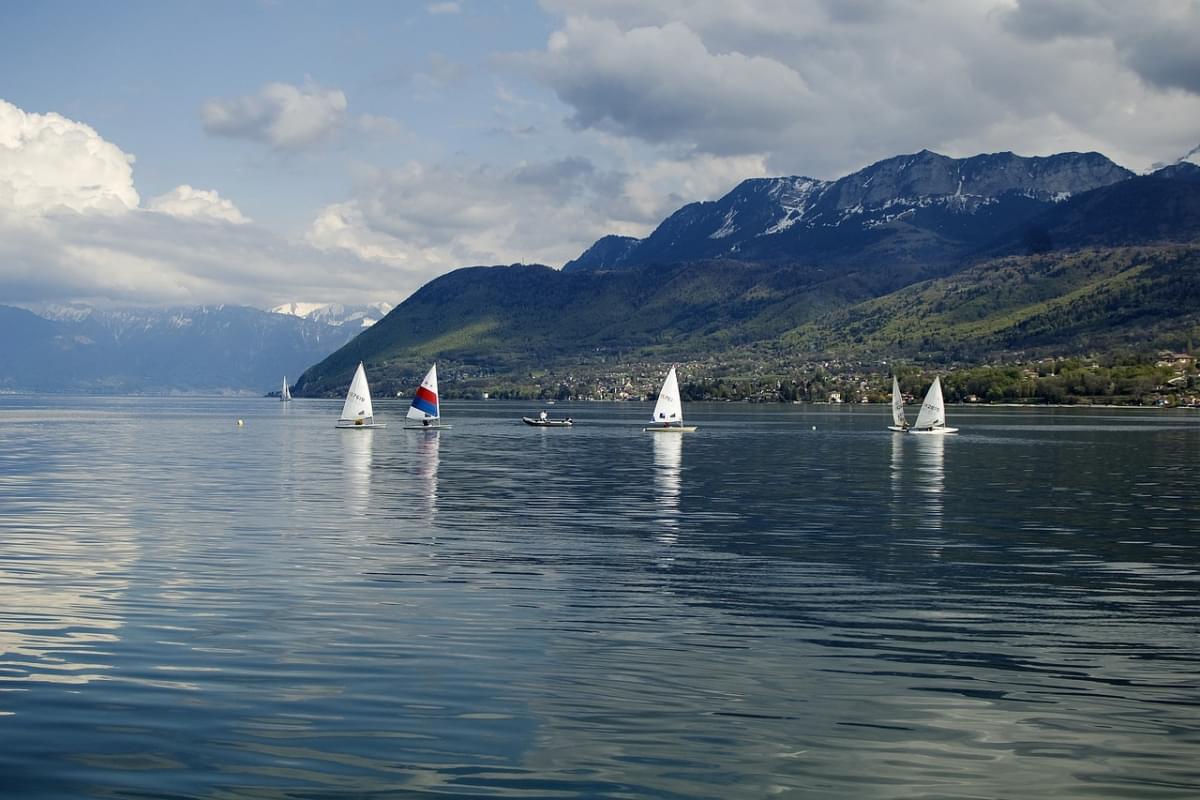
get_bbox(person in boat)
[539,410,548,421]
[422,418,430,427]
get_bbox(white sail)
[406,364,440,422]
[281,377,292,402]
[339,362,375,424]
[912,376,946,430]
[890,376,906,427]
[650,366,684,425]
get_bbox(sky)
[1,0,1198,310]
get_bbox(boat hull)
[335,421,385,429]
[523,417,573,427]
[907,426,957,435]
[404,423,451,430]
[887,425,908,432]
[643,425,697,432]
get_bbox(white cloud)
[147,185,250,224]
[305,150,766,273]
[307,202,411,265]
[0,207,405,308]
[622,153,769,222]
[512,16,811,156]
[0,97,407,308]
[428,2,461,14]
[0,98,139,213]
[201,81,348,150]
[523,0,1200,176]
[999,0,1200,93]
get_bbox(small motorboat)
[523,412,574,427]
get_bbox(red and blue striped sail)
[406,364,440,421]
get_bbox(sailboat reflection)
[415,430,441,526]
[652,433,682,548]
[912,432,945,530]
[889,429,905,530]
[342,427,373,515]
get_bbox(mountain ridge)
[564,150,1134,273]
[294,149,1198,398]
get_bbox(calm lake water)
[1,396,1197,799]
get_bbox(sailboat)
[643,366,697,432]
[887,375,907,431]
[907,376,958,435]
[281,376,292,402]
[404,363,451,430]
[335,362,384,428]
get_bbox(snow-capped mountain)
[564,150,1134,272]
[271,301,394,328]
[1,304,364,393]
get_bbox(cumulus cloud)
[622,153,768,221]
[306,150,766,271]
[1000,0,1200,95]
[147,185,250,224]
[0,207,405,308]
[0,97,409,307]
[306,159,612,270]
[307,202,411,265]
[0,98,139,213]
[201,81,348,150]
[522,0,1200,176]
[512,16,810,155]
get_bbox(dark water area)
[1,397,1197,798]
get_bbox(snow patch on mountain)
[763,178,829,235]
[709,208,739,239]
[271,301,394,328]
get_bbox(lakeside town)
[413,351,1200,409]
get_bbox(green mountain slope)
[786,246,1200,360]
[294,260,860,396]
[294,165,1200,398]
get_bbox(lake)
[1,396,1197,798]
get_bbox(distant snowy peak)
[271,301,394,328]
[272,302,328,319]
[30,303,97,322]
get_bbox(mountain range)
[565,150,1133,276]
[295,149,1200,397]
[0,304,368,393]
[270,301,395,328]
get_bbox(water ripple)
[0,398,1197,798]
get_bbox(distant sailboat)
[907,376,958,435]
[644,366,697,432]
[335,362,384,428]
[281,377,292,402]
[887,375,907,431]
[404,364,451,430]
